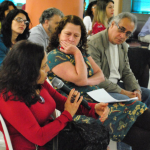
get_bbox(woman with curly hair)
[83,1,97,37]
[0,9,30,66]
[0,0,17,32]
[47,15,150,150]
[92,0,114,35]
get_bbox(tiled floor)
[1,76,150,150]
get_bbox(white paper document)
[87,89,138,103]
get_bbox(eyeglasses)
[14,17,29,25]
[115,22,132,38]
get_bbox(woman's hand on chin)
[60,41,80,55]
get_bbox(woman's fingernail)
[61,47,64,49]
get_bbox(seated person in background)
[21,3,26,10]
[88,12,150,108]
[28,7,64,50]
[92,0,114,35]
[0,40,109,150]
[0,0,17,33]
[0,9,30,67]
[83,1,97,38]
[138,17,150,50]
[47,15,150,150]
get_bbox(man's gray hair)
[39,7,64,24]
[108,12,137,32]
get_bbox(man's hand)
[120,89,141,101]
[133,90,141,101]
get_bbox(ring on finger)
[71,95,76,103]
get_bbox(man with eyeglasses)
[88,11,150,150]
[28,7,64,50]
[88,12,150,109]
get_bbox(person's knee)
[141,87,150,98]
[141,87,150,108]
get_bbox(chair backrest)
[133,22,144,39]
[0,114,13,150]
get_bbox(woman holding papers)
[47,15,150,150]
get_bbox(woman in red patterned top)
[92,0,114,35]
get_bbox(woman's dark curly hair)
[85,1,97,20]
[1,9,30,48]
[0,40,45,107]
[0,0,17,22]
[47,15,88,55]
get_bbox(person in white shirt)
[83,1,97,38]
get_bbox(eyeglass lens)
[15,17,29,25]
[116,22,132,37]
